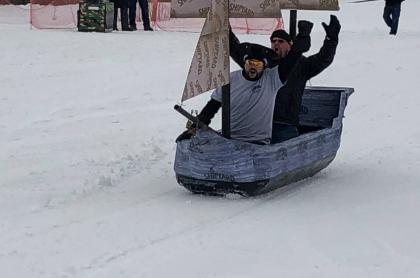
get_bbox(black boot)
[122,26,134,31]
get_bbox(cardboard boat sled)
[174,86,353,196]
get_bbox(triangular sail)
[181,0,230,102]
[178,0,340,101]
[171,0,339,18]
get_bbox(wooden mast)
[289,10,297,40]
[221,0,231,139]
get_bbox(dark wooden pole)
[221,84,231,138]
[289,10,297,40]
[222,1,231,139]
[174,105,216,132]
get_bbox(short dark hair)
[270,29,292,43]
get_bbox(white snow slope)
[1,1,420,277]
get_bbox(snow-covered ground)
[1,1,420,277]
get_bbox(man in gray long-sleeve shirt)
[176,44,284,145]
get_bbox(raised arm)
[229,27,279,69]
[289,20,313,57]
[229,26,246,68]
[274,20,313,80]
[302,15,341,79]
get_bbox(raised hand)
[298,20,313,36]
[292,20,314,53]
[322,15,341,41]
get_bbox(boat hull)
[177,154,335,196]
[174,86,353,196]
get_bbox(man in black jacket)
[230,15,340,144]
[383,0,404,35]
[128,0,153,31]
[111,0,130,31]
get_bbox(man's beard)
[245,69,263,80]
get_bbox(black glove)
[322,15,341,41]
[290,20,313,53]
[175,129,196,142]
[175,120,197,142]
[298,20,313,36]
[292,33,311,53]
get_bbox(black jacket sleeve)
[302,38,338,79]
[229,28,279,69]
[289,33,311,55]
[229,27,245,68]
[196,98,222,126]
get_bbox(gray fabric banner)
[171,0,339,18]
[181,0,230,101]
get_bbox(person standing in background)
[128,0,154,31]
[383,0,405,35]
[111,0,131,31]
